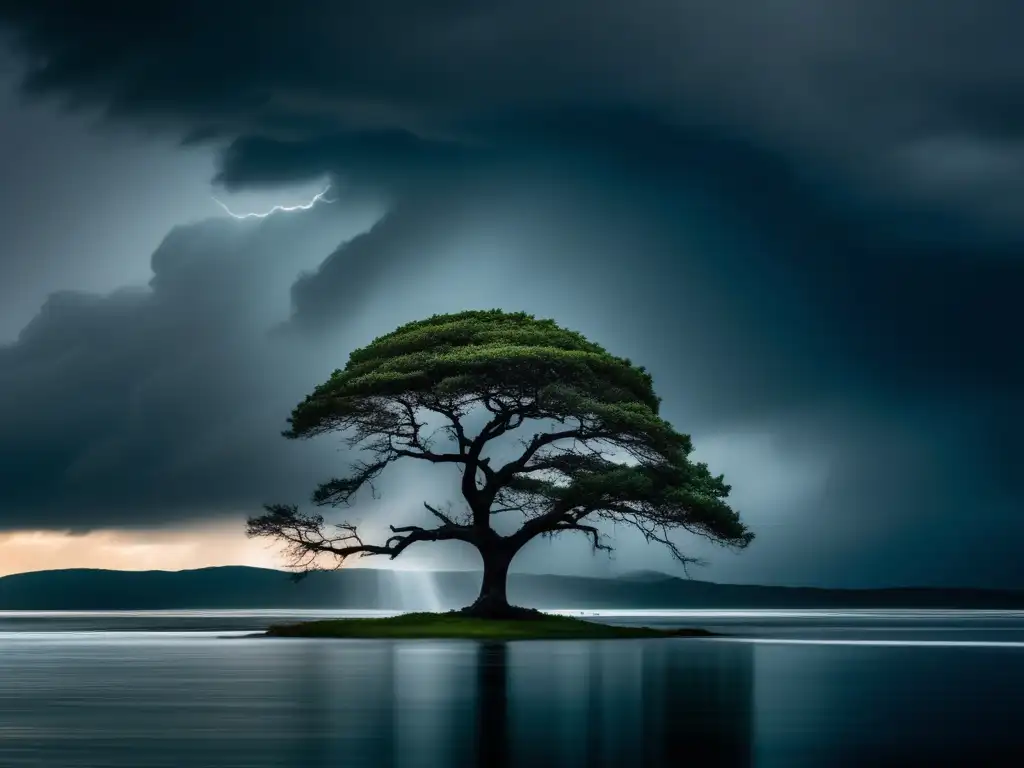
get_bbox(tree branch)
[423,501,458,526]
[383,522,472,556]
[392,447,467,464]
[490,427,608,490]
[462,410,519,521]
[547,520,613,553]
[246,503,474,573]
[423,396,473,456]
[311,459,390,506]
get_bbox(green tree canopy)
[247,310,752,616]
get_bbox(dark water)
[1,611,1023,767]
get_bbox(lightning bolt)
[212,183,335,219]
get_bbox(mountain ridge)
[2,566,1024,610]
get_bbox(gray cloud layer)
[5,1,1024,234]
[0,202,382,530]
[0,2,1021,586]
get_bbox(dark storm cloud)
[0,1,1022,585]
[5,1,1024,242]
[240,114,1024,404]
[1,3,1023,178]
[0,202,382,530]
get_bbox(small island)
[263,610,718,640]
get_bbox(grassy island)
[263,611,718,640]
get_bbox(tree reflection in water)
[275,638,753,768]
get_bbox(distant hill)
[2,566,1024,610]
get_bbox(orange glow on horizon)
[0,523,299,577]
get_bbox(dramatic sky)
[0,2,1021,588]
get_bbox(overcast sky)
[0,2,1021,587]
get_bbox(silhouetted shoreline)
[3,566,1024,611]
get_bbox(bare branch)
[246,503,474,574]
[392,447,467,464]
[423,501,457,526]
[599,505,707,573]
[382,522,471,557]
[421,395,473,456]
[545,519,614,554]
[490,426,609,490]
[462,409,519,517]
[311,459,390,506]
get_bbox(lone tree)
[247,310,752,618]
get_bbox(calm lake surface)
[1,610,1023,767]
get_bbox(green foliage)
[286,310,660,439]
[249,309,753,580]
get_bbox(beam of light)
[212,183,335,219]
[390,569,445,612]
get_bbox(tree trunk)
[467,546,512,616]
[461,543,540,620]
